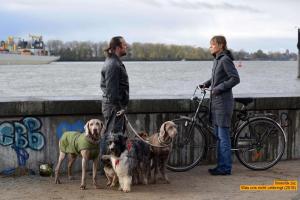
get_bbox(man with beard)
[100,36,129,175]
[100,36,129,135]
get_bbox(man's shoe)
[209,169,231,176]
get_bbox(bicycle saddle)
[234,98,254,106]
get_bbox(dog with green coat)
[54,119,104,190]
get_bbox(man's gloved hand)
[116,109,125,116]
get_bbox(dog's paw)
[123,188,131,193]
[54,178,61,184]
[142,177,149,185]
[106,181,112,186]
[80,185,86,190]
[163,176,170,184]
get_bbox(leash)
[123,114,172,148]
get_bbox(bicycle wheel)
[234,117,286,170]
[167,118,206,172]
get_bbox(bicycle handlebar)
[191,86,210,101]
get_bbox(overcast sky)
[0,0,299,52]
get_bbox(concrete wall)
[0,96,299,173]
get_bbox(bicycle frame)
[179,88,212,142]
[182,87,283,152]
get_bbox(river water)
[0,61,299,100]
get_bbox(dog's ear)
[159,122,167,138]
[101,124,106,137]
[100,120,104,129]
[84,120,90,136]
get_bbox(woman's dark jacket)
[203,50,240,128]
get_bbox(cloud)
[168,0,261,13]
[0,0,299,52]
[133,0,162,7]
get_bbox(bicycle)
[167,87,287,172]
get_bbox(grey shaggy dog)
[127,138,151,185]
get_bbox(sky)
[0,0,299,53]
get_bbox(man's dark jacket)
[100,54,129,109]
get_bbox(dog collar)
[158,135,172,146]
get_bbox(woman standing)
[200,36,240,175]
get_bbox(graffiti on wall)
[0,117,45,151]
[56,120,85,139]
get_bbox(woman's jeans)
[214,125,232,172]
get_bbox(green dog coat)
[59,131,100,159]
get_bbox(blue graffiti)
[56,120,85,139]
[0,117,45,151]
[23,117,45,150]
[11,144,29,167]
[0,122,14,145]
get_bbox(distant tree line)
[46,40,297,61]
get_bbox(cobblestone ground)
[0,159,299,200]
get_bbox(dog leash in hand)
[123,114,172,148]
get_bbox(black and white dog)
[102,133,131,192]
[102,133,151,192]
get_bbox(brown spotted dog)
[148,121,177,184]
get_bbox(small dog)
[148,121,177,184]
[102,133,132,192]
[102,157,118,187]
[102,133,151,192]
[102,131,151,188]
[54,119,104,190]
